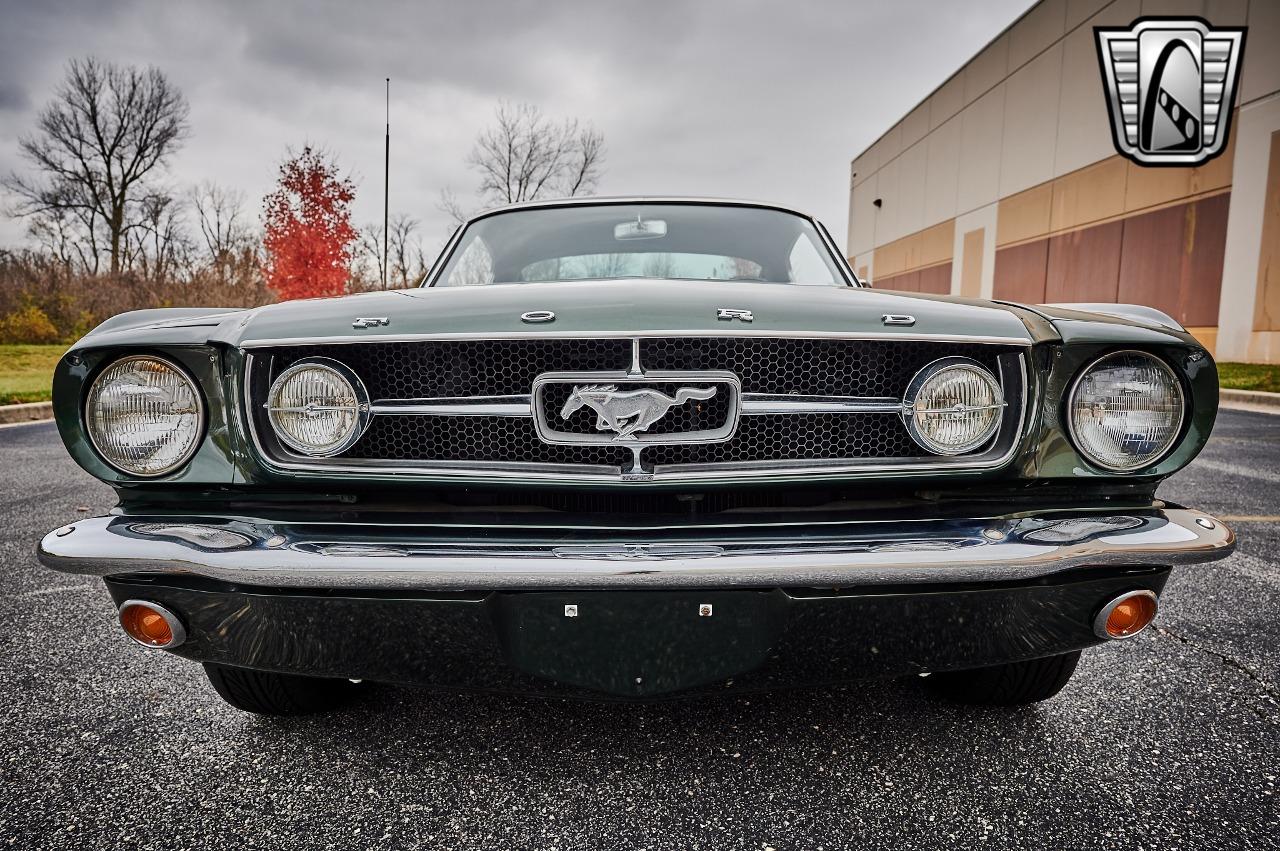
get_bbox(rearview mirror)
[614,218,667,240]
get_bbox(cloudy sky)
[0,0,1033,257]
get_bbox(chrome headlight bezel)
[1067,349,1187,473]
[84,354,206,478]
[265,357,371,457]
[902,356,1005,456]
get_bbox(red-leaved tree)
[261,146,357,300]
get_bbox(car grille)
[247,337,1025,480]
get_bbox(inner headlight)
[266,358,369,456]
[904,357,1004,455]
[1068,350,1184,472]
[85,355,204,476]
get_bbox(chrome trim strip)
[740,394,904,415]
[370,393,941,418]
[241,330,1034,349]
[39,509,1234,590]
[368,394,975,419]
[371,396,534,417]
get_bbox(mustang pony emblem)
[560,384,716,440]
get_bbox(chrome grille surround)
[244,334,1030,483]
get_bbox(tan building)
[847,0,1280,363]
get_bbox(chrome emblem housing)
[1095,17,1246,166]
[532,371,741,447]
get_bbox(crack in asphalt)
[1155,624,1280,710]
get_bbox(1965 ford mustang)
[38,198,1234,714]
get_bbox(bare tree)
[3,57,190,275]
[123,192,190,286]
[27,206,90,274]
[436,187,470,228]
[466,102,605,208]
[359,214,427,289]
[580,253,631,279]
[357,225,387,288]
[191,182,251,267]
[388,215,427,287]
[641,253,677,279]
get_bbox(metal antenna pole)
[383,77,390,289]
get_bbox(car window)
[433,203,846,287]
[443,236,495,287]
[520,253,764,283]
[787,234,838,285]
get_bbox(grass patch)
[1218,362,1280,395]
[0,344,64,405]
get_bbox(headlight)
[266,358,369,456]
[903,357,1004,455]
[1068,350,1184,472]
[85,355,204,476]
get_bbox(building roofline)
[849,0,1043,167]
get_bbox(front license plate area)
[492,591,783,697]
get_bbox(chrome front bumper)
[38,508,1235,591]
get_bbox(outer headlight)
[85,355,204,477]
[903,357,1004,455]
[1068,350,1185,472]
[266,358,369,456]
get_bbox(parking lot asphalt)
[0,409,1277,851]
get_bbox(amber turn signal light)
[118,600,186,649]
[1092,590,1158,640]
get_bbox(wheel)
[926,650,1081,706]
[203,662,361,715]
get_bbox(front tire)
[926,650,1081,706]
[203,663,361,715]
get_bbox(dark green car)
[38,198,1234,714]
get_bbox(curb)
[0,401,53,425]
[1220,388,1280,414]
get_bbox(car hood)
[227,280,1036,346]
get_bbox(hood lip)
[234,278,1034,348]
[238,328,1034,349]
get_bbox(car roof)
[463,196,818,226]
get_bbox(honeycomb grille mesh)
[344,416,629,466]
[648,413,916,466]
[270,339,632,399]
[257,337,1019,470]
[640,338,1004,395]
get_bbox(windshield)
[431,203,847,287]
